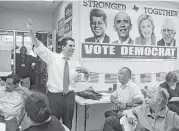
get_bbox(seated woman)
[159,71,179,115]
[120,87,179,131]
[22,91,69,131]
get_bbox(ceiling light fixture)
[45,0,54,2]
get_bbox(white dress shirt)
[34,42,78,93]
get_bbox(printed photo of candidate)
[112,11,133,44]
[135,14,156,45]
[157,18,176,46]
[85,9,110,43]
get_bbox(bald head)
[118,67,131,85]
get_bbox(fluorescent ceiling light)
[45,0,53,1]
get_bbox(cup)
[75,62,87,82]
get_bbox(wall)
[0,7,52,32]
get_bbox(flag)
[88,72,99,83]
[140,73,152,83]
[105,73,117,83]
[156,72,166,82]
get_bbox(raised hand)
[26,19,40,47]
[26,19,33,30]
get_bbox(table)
[75,93,111,131]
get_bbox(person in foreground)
[121,87,179,131]
[27,19,89,130]
[23,91,69,131]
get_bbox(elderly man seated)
[120,87,179,131]
[103,67,143,131]
[0,74,30,131]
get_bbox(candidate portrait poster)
[80,1,179,60]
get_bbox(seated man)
[0,74,29,131]
[103,67,143,131]
[121,87,179,131]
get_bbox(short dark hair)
[90,9,107,24]
[114,11,131,25]
[20,46,27,52]
[165,71,178,83]
[25,91,51,123]
[122,67,132,78]
[7,74,20,84]
[60,37,75,47]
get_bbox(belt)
[48,90,74,96]
[62,90,74,95]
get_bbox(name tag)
[21,64,25,67]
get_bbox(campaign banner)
[80,1,179,60]
[81,43,177,59]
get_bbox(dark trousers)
[105,110,118,118]
[47,91,75,130]
[103,115,123,131]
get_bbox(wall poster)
[80,1,179,60]
[58,18,65,42]
[65,2,72,20]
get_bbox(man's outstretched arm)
[27,19,41,48]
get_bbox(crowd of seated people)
[0,73,70,131]
[1,68,179,131]
[103,69,179,131]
